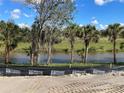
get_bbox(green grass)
[14,42,30,53]
[0,62,124,68]
[0,38,124,54]
[53,38,124,53]
[41,63,111,68]
[0,63,111,68]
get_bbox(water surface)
[0,53,124,64]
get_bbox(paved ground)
[0,73,124,93]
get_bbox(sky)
[0,0,124,29]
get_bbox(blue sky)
[0,0,124,29]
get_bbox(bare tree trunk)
[31,52,38,66]
[5,45,9,64]
[35,54,38,65]
[30,26,40,66]
[47,41,52,64]
[113,39,117,64]
[5,50,9,64]
[30,37,36,65]
[83,46,89,64]
[5,32,9,64]
[71,43,74,63]
[31,53,35,65]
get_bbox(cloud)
[90,17,108,29]
[79,24,83,27]
[120,23,124,26]
[99,24,108,29]
[11,9,21,19]
[10,8,32,19]
[23,13,31,18]
[91,17,99,25]
[18,23,30,28]
[94,0,114,6]
[94,0,124,6]
[91,19,99,25]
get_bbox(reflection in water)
[0,53,124,64]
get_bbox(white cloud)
[94,0,124,5]
[99,24,108,29]
[23,13,31,18]
[18,23,30,28]
[11,9,21,19]
[10,9,32,19]
[79,24,83,27]
[94,0,114,6]
[120,23,124,26]
[91,17,99,25]
[91,19,99,25]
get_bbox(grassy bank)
[0,38,124,54]
[0,62,124,69]
[1,62,123,68]
[53,38,124,53]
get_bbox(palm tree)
[65,24,81,63]
[0,20,20,64]
[77,25,99,63]
[19,27,31,42]
[107,23,123,64]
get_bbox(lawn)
[0,62,110,68]
[53,37,124,53]
[0,38,124,54]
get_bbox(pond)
[0,53,124,64]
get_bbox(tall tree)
[19,27,31,42]
[77,25,99,63]
[30,20,40,65]
[65,24,81,63]
[26,0,75,45]
[0,20,20,64]
[45,26,62,64]
[26,0,75,65]
[107,23,123,64]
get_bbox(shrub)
[99,46,104,50]
[76,48,84,53]
[89,47,96,52]
[120,42,124,50]
[63,48,69,53]
[106,49,119,52]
